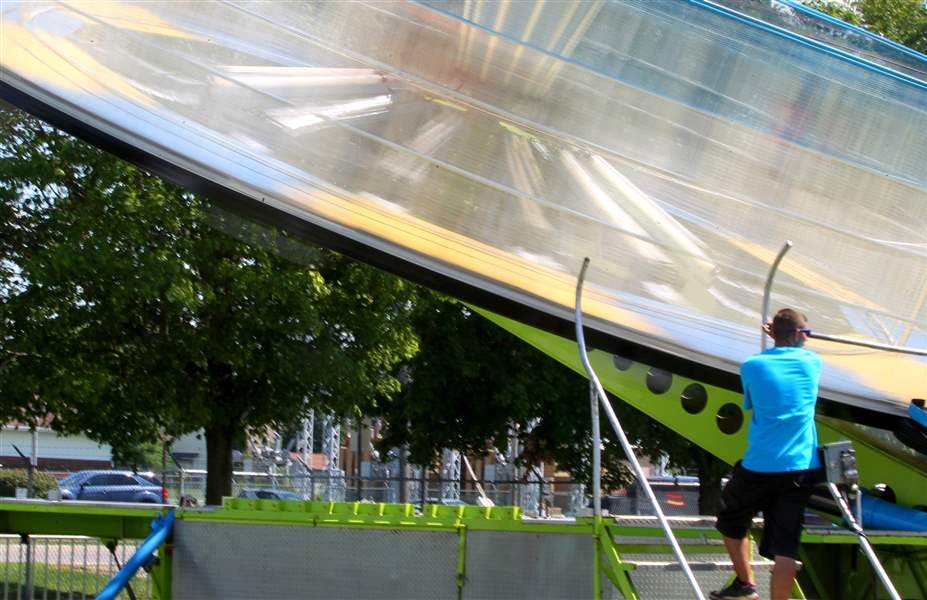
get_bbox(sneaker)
[709,577,759,600]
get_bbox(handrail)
[590,382,602,520]
[574,258,705,599]
[826,483,903,600]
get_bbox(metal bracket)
[821,442,902,600]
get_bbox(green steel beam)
[456,526,467,600]
[600,523,640,600]
[0,501,163,539]
[150,547,172,600]
[802,532,927,547]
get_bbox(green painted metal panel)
[0,501,163,539]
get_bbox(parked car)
[58,470,168,504]
[237,489,302,501]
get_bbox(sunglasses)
[797,328,811,334]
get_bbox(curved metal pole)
[590,382,601,520]
[575,258,705,600]
[761,241,793,351]
[760,240,924,356]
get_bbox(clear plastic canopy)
[2,0,924,417]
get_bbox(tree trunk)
[696,448,726,516]
[205,421,236,506]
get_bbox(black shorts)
[715,462,824,560]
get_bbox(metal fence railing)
[0,535,151,600]
[160,471,584,514]
[157,471,703,516]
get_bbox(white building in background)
[0,422,112,472]
[0,422,209,473]
[170,431,208,470]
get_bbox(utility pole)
[30,423,38,498]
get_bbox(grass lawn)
[0,563,148,599]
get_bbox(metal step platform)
[624,557,776,600]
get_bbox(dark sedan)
[58,470,168,504]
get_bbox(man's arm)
[741,368,753,411]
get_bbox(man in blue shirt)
[710,308,824,600]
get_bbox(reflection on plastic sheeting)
[1,0,924,416]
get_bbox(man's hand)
[762,321,774,339]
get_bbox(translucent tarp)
[2,0,924,417]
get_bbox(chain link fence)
[0,535,150,599]
[160,471,702,516]
[161,470,586,514]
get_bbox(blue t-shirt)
[741,346,822,472]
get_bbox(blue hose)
[97,509,175,600]
[909,400,927,430]
[861,495,927,532]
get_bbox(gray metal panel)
[172,520,459,600]
[464,531,597,600]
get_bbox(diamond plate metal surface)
[464,531,602,599]
[172,521,459,599]
[622,553,774,599]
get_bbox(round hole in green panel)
[716,403,744,435]
[681,383,707,414]
[646,368,672,394]
[613,355,632,371]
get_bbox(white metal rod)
[758,241,922,356]
[575,258,704,600]
[461,454,491,504]
[590,382,601,520]
[806,332,927,356]
[827,483,902,600]
[761,241,793,351]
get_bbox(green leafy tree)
[379,295,723,509]
[379,295,636,488]
[112,441,164,473]
[0,107,420,504]
[803,0,927,52]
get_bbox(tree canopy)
[804,0,927,52]
[0,106,420,504]
[379,295,721,500]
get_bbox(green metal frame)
[597,519,640,600]
[0,499,924,598]
[0,501,164,539]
